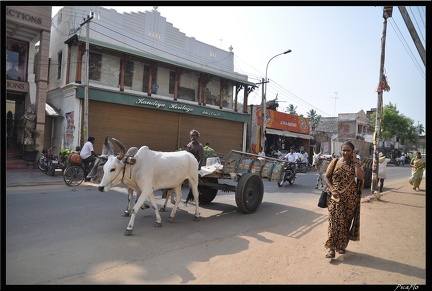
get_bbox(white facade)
[47,6,255,152]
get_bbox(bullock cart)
[197,150,285,214]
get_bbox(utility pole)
[398,6,426,66]
[371,6,392,199]
[80,12,94,142]
[259,77,267,153]
[332,92,339,117]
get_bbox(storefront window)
[142,64,157,93]
[6,38,28,82]
[123,59,134,87]
[89,52,102,81]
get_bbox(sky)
[51,5,426,131]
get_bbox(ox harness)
[121,155,136,180]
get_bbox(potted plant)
[21,125,41,163]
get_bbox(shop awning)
[45,103,63,118]
[265,128,312,140]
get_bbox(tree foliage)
[285,104,298,115]
[307,109,321,131]
[369,102,419,144]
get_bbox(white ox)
[87,141,152,216]
[311,149,333,189]
[87,139,176,216]
[98,137,200,236]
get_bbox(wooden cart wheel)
[235,173,263,214]
[198,177,218,204]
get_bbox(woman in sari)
[323,141,365,259]
[409,152,425,191]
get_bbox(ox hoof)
[124,229,133,236]
[122,212,131,217]
[154,222,162,227]
[169,216,174,222]
[159,207,166,212]
[315,187,318,189]
[194,216,200,221]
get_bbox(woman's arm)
[354,162,365,180]
[323,159,335,192]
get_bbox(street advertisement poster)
[65,111,75,149]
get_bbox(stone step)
[6,158,34,170]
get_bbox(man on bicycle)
[80,136,98,179]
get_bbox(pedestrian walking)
[409,151,425,191]
[378,152,391,192]
[323,141,365,259]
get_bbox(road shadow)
[330,251,425,281]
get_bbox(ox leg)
[125,191,161,236]
[168,185,183,222]
[160,188,174,212]
[315,175,320,189]
[123,188,136,217]
[189,177,200,221]
[146,192,161,224]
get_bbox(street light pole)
[261,49,292,153]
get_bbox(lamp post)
[260,49,292,153]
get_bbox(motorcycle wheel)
[277,171,286,187]
[289,176,296,184]
[48,164,55,176]
[37,157,48,172]
[287,170,296,184]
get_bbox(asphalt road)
[5,166,415,284]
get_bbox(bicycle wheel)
[63,165,85,186]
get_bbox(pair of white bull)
[88,137,200,236]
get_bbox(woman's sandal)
[326,250,335,258]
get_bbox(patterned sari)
[325,158,362,252]
[409,157,425,188]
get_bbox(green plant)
[60,147,76,166]
[18,120,41,150]
[25,143,39,151]
[204,145,218,158]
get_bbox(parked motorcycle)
[37,147,64,176]
[296,161,311,173]
[277,161,297,187]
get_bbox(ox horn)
[313,147,317,155]
[112,138,126,160]
[103,136,115,156]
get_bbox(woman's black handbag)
[318,190,328,208]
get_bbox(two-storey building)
[5,6,54,158]
[47,6,257,154]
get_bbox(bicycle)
[63,153,86,186]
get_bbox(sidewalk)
[5,168,70,187]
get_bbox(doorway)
[6,94,26,150]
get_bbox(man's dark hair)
[88,136,95,142]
